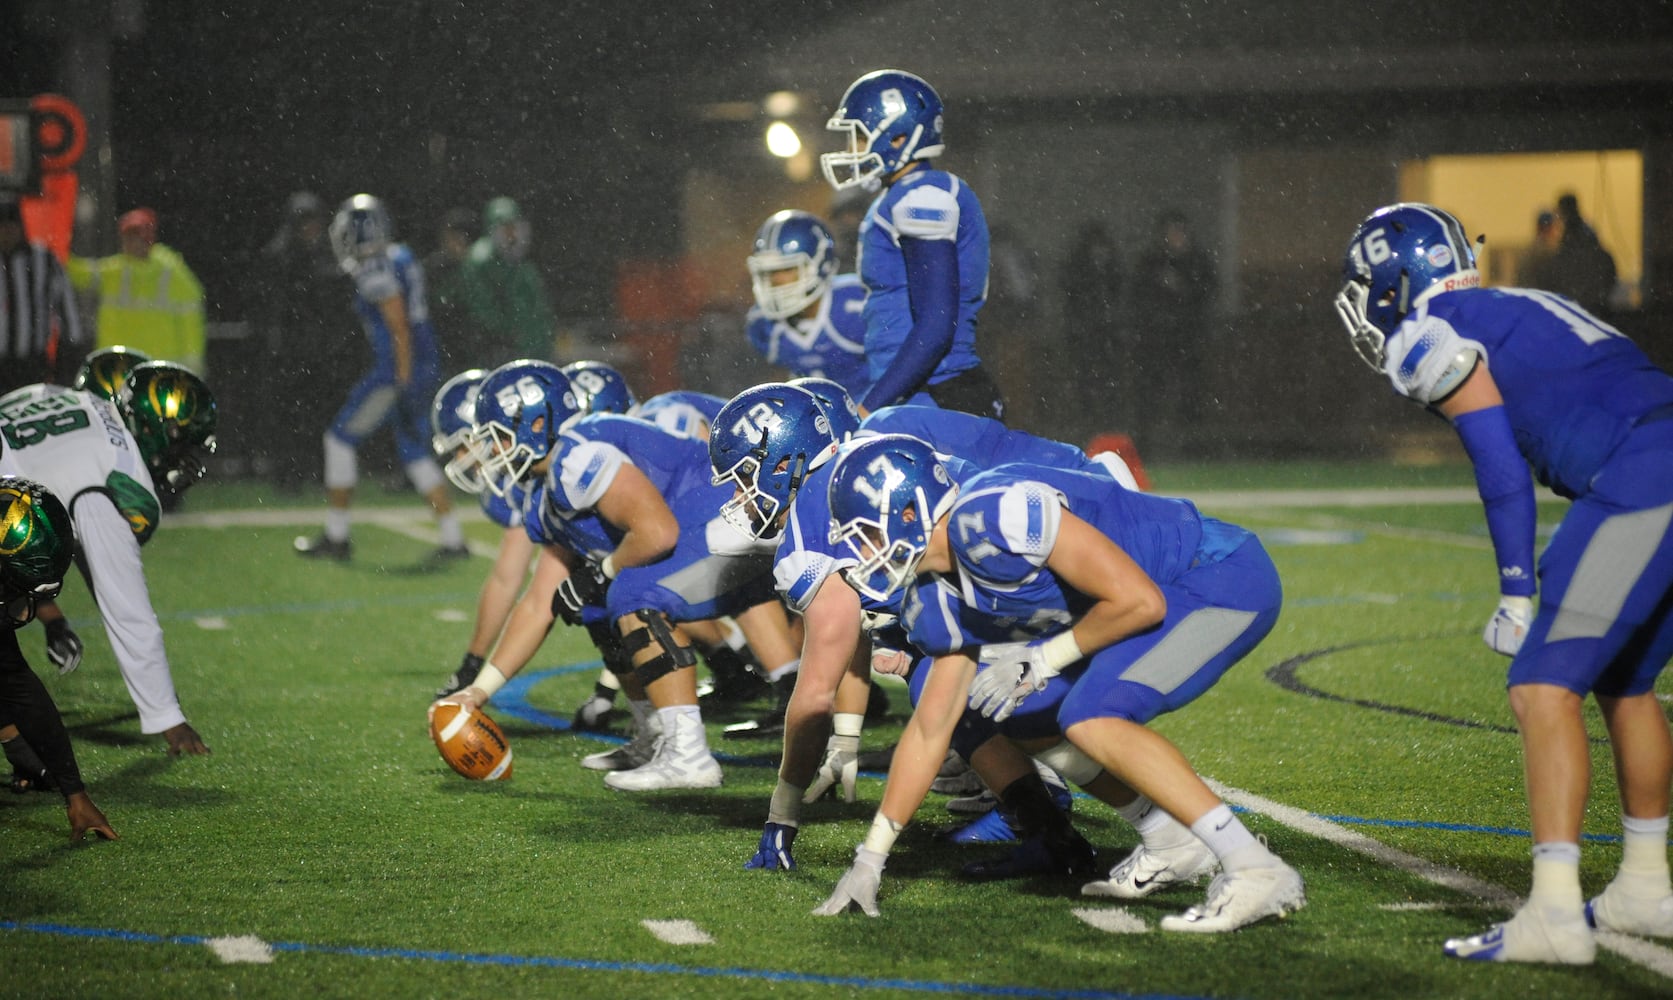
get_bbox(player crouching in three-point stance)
[811,435,1304,930]
[1336,203,1673,964]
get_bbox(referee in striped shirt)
[0,198,85,397]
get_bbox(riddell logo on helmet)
[1437,273,1481,292]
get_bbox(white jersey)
[0,384,161,543]
[0,383,186,735]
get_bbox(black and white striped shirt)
[1,241,83,386]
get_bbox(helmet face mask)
[0,477,73,630]
[470,361,578,497]
[748,211,838,321]
[709,384,838,541]
[431,369,488,494]
[826,434,955,604]
[328,193,392,273]
[1334,202,1481,371]
[821,70,946,192]
[117,362,217,496]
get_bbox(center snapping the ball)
[429,702,514,781]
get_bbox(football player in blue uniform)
[745,210,870,401]
[442,361,798,790]
[631,390,729,442]
[821,70,1004,419]
[811,435,1305,930]
[295,194,466,564]
[710,381,1156,878]
[1336,203,1673,964]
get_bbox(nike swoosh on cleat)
[1133,874,1158,889]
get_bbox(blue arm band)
[862,236,958,411]
[1453,405,1537,597]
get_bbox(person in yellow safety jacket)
[67,208,206,377]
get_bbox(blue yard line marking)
[0,921,1208,1000]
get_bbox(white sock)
[765,659,799,683]
[1529,841,1583,912]
[1192,804,1274,871]
[1117,796,1195,850]
[1617,814,1671,894]
[325,508,351,543]
[627,698,656,737]
[436,513,463,548]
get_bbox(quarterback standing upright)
[821,70,1004,420]
[295,194,465,565]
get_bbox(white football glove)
[1483,595,1534,657]
[803,733,860,804]
[811,846,887,917]
[967,642,1053,723]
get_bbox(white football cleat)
[1160,863,1306,933]
[1585,882,1673,938]
[604,714,722,791]
[581,723,660,772]
[1082,837,1220,899]
[1444,904,1595,964]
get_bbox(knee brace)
[1034,740,1103,786]
[622,609,697,685]
[587,619,635,676]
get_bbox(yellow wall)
[1400,150,1641,296]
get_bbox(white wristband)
[1037,630,1084,675]
[861,811,903,856]
[600,554,619,580]
[471,663,509,700]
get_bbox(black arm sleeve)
[0,630,86,797]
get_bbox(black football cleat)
[294,534,352,562]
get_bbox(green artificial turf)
[1,471,1667,999]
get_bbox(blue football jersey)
[348,243,438,375]
[629,390,728,440]
[532,413,727,560]
[861,406,1109,476]
[480,478,537,531]
[1384,287,1673,498]
[900,464,1232,657]
[746,272,871,399]
[858,169,988,390]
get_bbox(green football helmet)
[117,362,218,495]
[0,477,74,630]
[75,345,153,401]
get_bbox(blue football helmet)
[431,368,488,493]
[709,383,842,540]
[826,433,957,603]
[748,210,839,320]
[328,193,393,273]
[471,359,580,496]
[1335,202,1481,370]
[786,376,861,441]
[562,360,636,415]
[822,69,946,192]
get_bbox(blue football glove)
[1483,595,1534,657]
[744,822,798,871]
[812,846,887,917]
[967,642,1052,723]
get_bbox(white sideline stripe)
[1073,907,1149,934]
[641,919,714,945]
[1210,780,1673,979]
[205,935,274,964]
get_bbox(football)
[429,702,514,781]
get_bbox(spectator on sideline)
[68,207,206,377]
[456,196,557,362]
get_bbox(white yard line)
[204,934,275,964]
[640,919,714,945]
[1211,780,1673,979]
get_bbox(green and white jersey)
[0,383,161,545]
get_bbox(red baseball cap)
[118,207,158,242]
